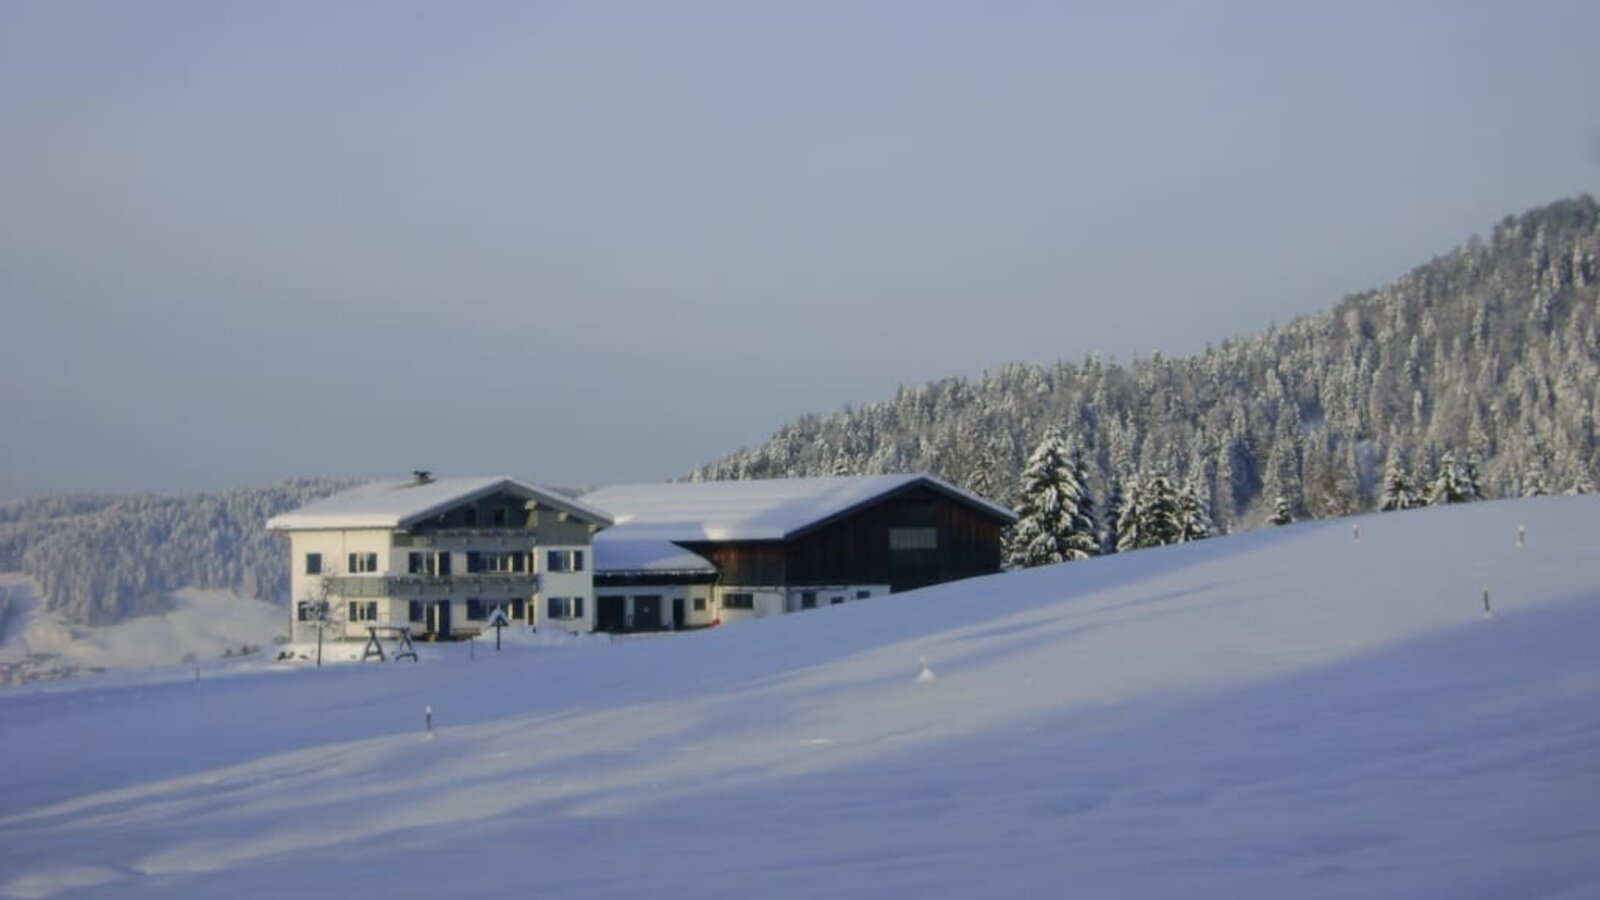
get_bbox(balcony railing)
[392,529,539,551]
[327,573,540,598]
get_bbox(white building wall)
[286,529,395,639]
[284,528,598,640]
[714,586,785,624]
[784,584,889,613]
[685,586,715,627]
[534,543,595,633]
[706,583,890,625]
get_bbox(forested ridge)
[696,196,1600,538]
[0,480,354,626]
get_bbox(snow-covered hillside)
[0,580,282,687]
[1,497,1597,899]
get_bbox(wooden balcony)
[392,529,540,551]
[328,573,540,598]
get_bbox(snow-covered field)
[1,496,1597,899]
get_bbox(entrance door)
[672,598,686,630]
[597,595,626,633]
[428,600,452,639]
[633,595,662,631]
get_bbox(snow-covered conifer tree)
[1270,495,1295,526]
[963,454,996,506]
[1379,456,1416,511]
[1428,451,1473,505]
[1064,445,1100,559]
[1115,477,1144,553]
[1006,429,1096,568]
[1102,476,1125,555]
[1140,473,1183,547]
[1178,478,1212,542]
[1461,455,1486,501]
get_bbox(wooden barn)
[581,475,1016,631]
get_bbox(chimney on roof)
[412,470,434,485]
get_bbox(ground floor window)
[408,600,425,622]
[506,599,526,621]
[348,601,378,622]
[856,589,872,599]
[722,592,754,610]
[801,591,817,609]
[466,598,486,620]
[693,597,707,612]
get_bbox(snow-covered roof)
[266,476,613,531]
[592,537,717,574]
[580,474,1015,543]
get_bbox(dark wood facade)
[678,484,1008,593]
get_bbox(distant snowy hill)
[2,496,1596,899]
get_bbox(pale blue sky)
[2,1,1597,497]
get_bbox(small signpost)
[486,606,511,651]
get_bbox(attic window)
[889,527,938,551]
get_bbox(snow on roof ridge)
[580,472,1014,543]
[267,475,612,531]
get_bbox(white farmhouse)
[267,473,612,641]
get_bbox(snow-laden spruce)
[1006,429,1098,568]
